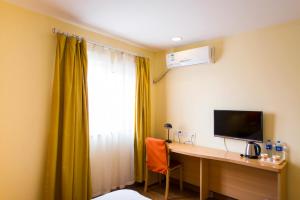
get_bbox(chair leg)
[158,173,162,186]
[144,169,148,192]
[165,171,170,200]
[179,166,183,192]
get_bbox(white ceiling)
[6,0,300,49]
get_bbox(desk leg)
[200,158,209,200]
[277,166,287,200]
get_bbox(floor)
[128,182,236,200]
[128,182,199,200]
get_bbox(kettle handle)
[255,143,261,155]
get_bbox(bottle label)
[276,146,283,151]
[265,144,272,150]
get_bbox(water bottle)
[275,141,283,160]
[265,139,273,158]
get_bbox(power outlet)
[174,130,196,144]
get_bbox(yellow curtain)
[134,56,151,182]
[44,34,91,200]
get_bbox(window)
[88,45,136,196]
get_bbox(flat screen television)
[214,110,263,142]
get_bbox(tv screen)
[214,110,263,142]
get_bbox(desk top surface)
[168,142,287,172]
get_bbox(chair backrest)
[145,137,168,174]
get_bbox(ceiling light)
[171,36,182,42]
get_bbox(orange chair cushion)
[145,137,168,175]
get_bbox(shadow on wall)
[152,52,168,139]
[212,40,224,64]
[263,112,276,141]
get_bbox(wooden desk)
[168,143,287,200]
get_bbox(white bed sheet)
[94,189,151,200]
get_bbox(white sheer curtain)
[88,45,136,197]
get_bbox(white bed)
[94,189,151,200]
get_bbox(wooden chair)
[144,137,183,199]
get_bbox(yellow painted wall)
[152,20,300,199]
[0,1,154,199]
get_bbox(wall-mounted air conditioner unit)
[153,46,214,84]
[166,46,214,68]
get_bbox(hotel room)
[0,0,300,200]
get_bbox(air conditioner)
[166,46,214,68]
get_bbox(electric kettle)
[245,141,261,159]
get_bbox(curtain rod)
[52,28,147,58]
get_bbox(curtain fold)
[134,56,151,182]
[44,33,91,200]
